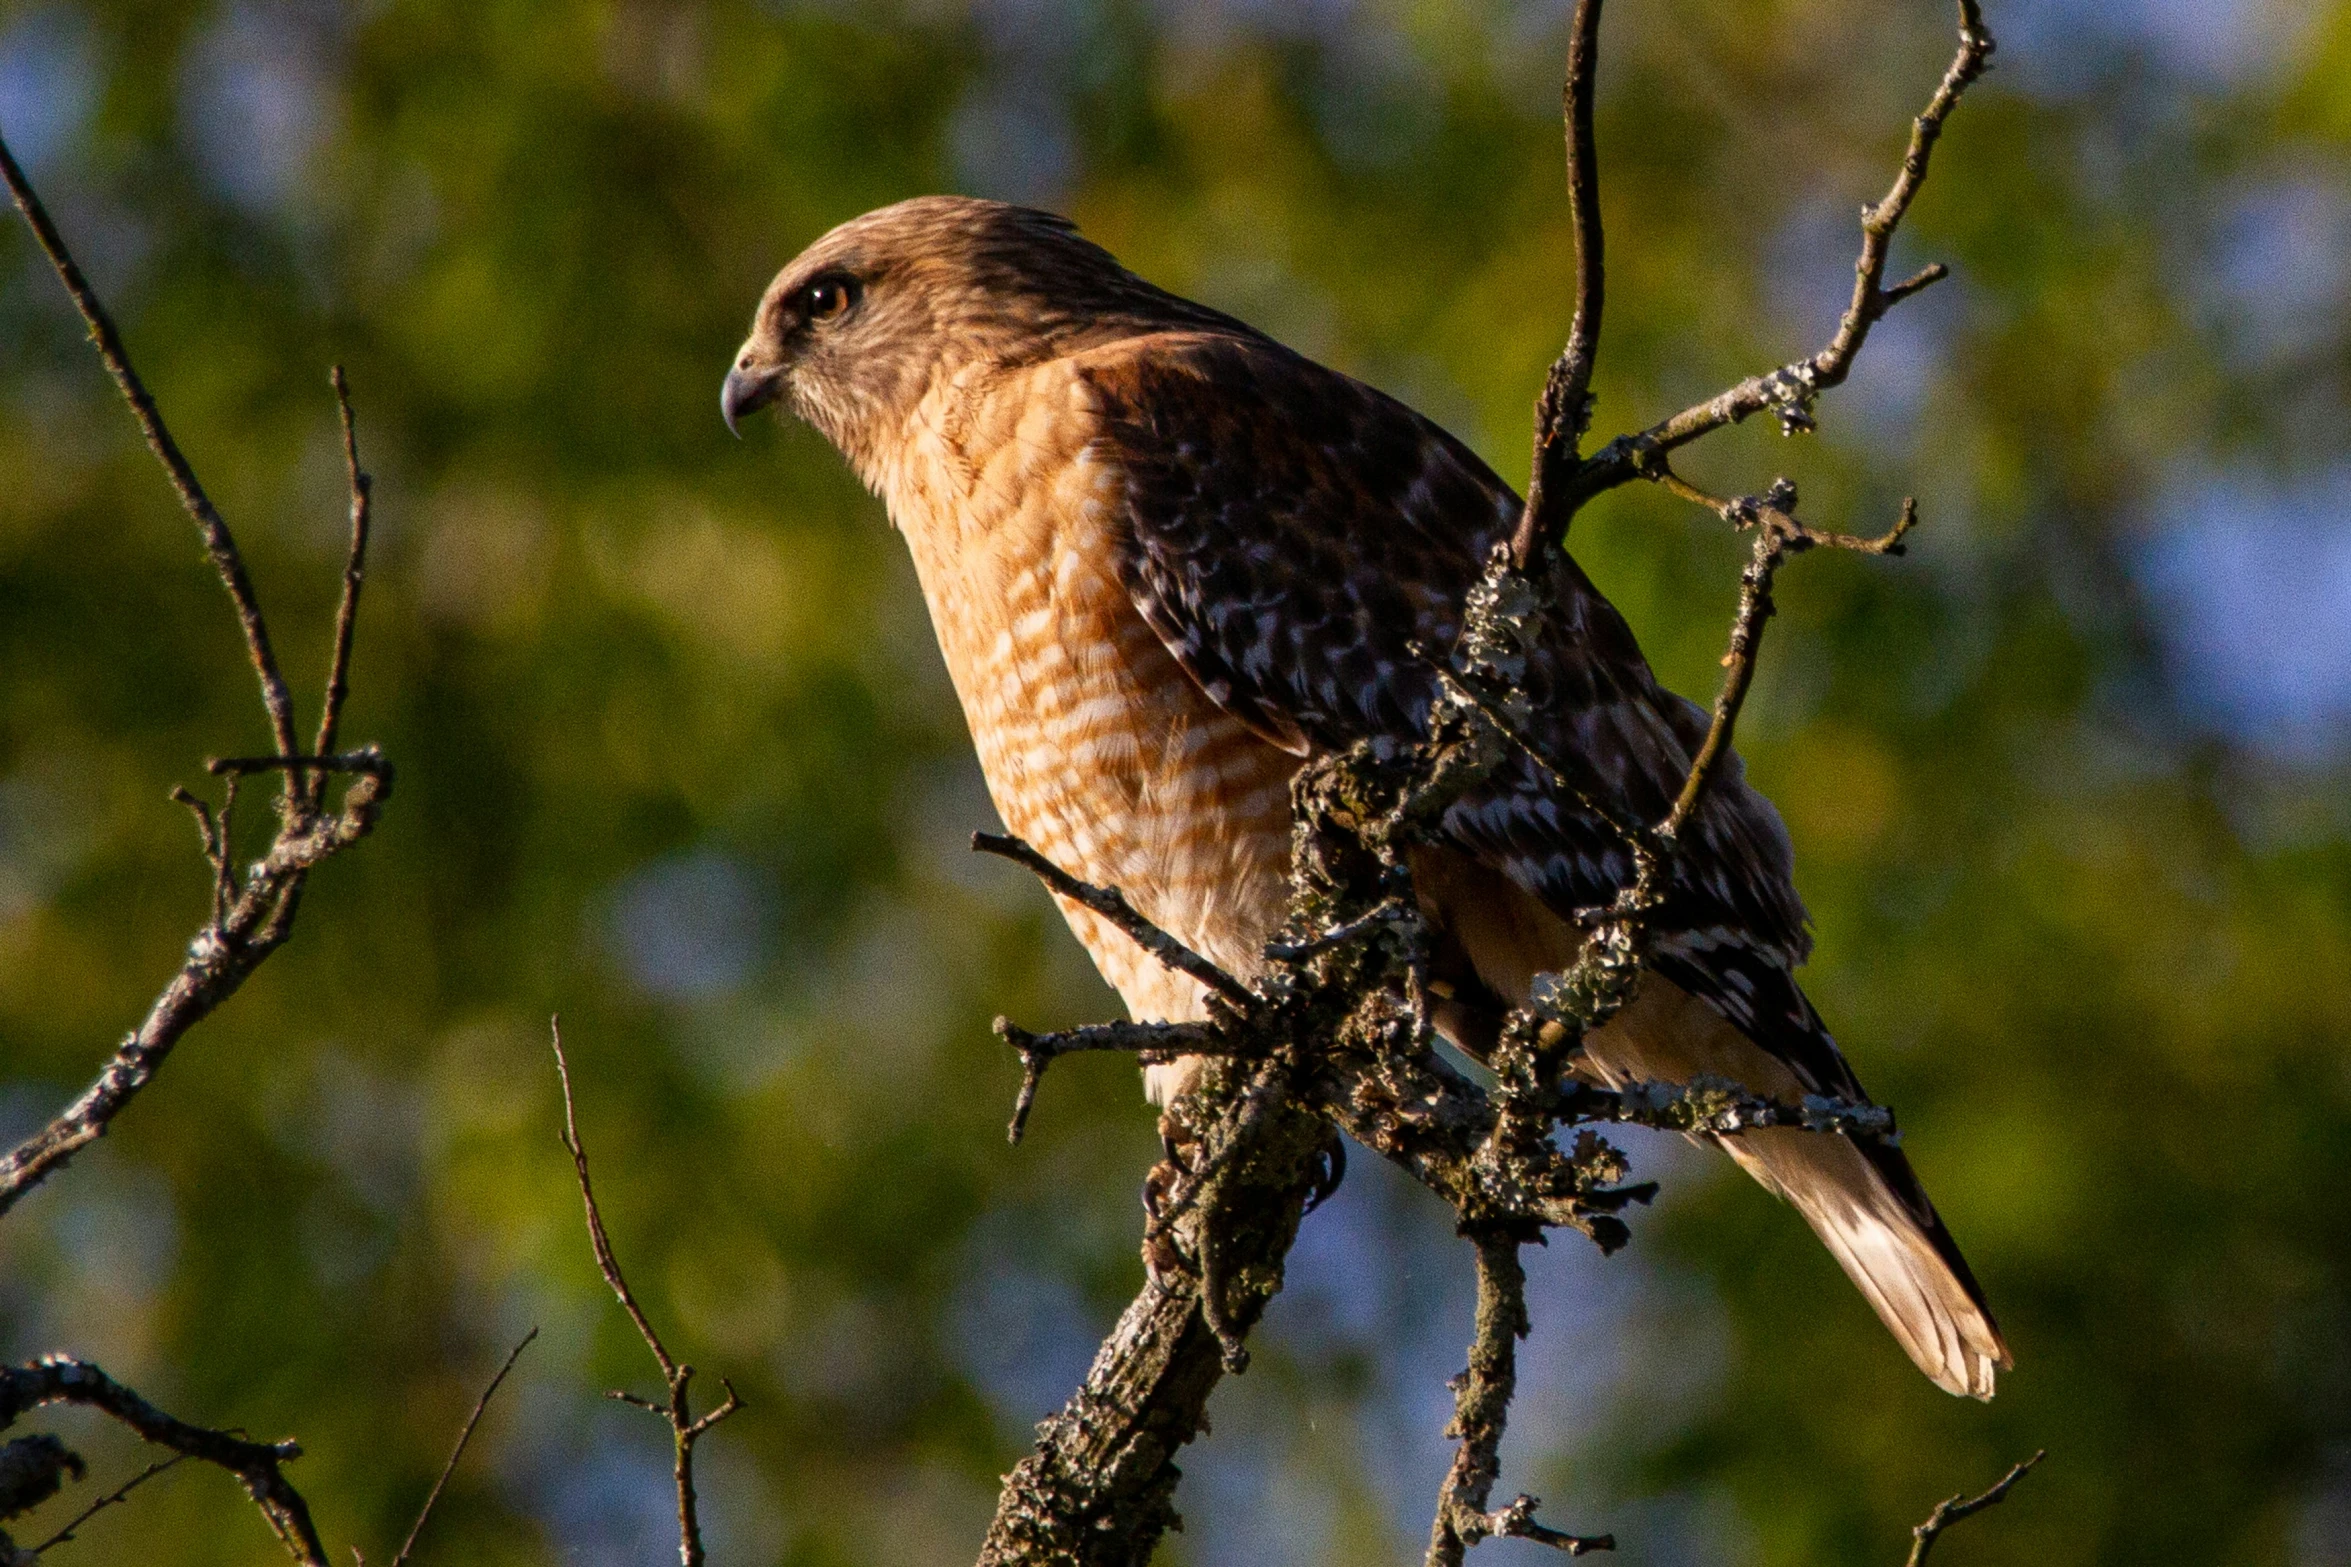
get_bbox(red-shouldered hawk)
[724,196,2009,1399]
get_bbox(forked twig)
[551,1022,740,1567]
[0,126,392,1223]
[1905,1451,2045,1567]
[1426,1231,1613,1565]
[1564,0,1995,512]
[995,1019,1225,1144]
[1655,482,1917,839]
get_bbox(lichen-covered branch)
[978,1060,1328,1567]
[1426,1232,1613,1565]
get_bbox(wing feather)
[1075,330,1809,965]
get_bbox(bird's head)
[724,196,1243,487]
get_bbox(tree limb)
[0,130,394,1221]
[0,1359,324,1565]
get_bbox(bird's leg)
[1140,1107,1203,1284]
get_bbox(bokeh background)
[1,0,2347,1561]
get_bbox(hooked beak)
[721,362,782,438]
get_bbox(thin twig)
[1262,898,1411,962]
[0,1359,323,1564]
[30,1455,184,1555]
[995,1019,1224,1144]
[1514,0,1607,566]
[167,785,234,928]
[553,1022,677,1382]
[972,833,1254,1007]
[551,1021,740,1567]
[0,131,299,767]
[311,368,372,811]
[1905,1451,2045,1567]
[1564,1075,1895,1140]
[1657,485,1915,839]
[385,1328,538,1567]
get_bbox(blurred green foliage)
[0,0,2348,1562]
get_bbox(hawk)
[724,196,2009,1399]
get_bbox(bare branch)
[386,1328,538,1567]
[972,833,1254,1007]
[0,1433,86,1558]
[1514,0,1607,566]
[1565,0,1993,506]
[1905,1451,2045,1567]
[551,1022,741,1567]
[0,135,394,1221]
[553,1021,679,1383]
[0,132,300,767]
[167,784,235,929]
[0,1358,324,1565]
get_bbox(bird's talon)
[1304,1130,1348,1214]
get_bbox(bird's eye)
[801,277,856,323]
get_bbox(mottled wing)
[1072,330,2005,1398]
[1075,330,1814,1002]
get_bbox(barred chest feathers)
[878,357,1299,1088]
